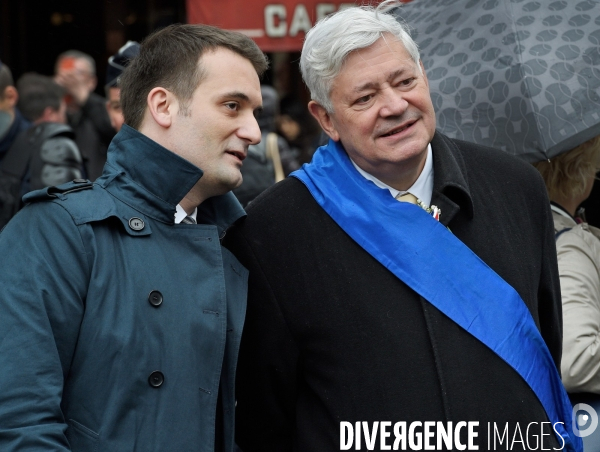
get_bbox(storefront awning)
[186,1,412,52]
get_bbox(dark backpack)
[0,123,82,229]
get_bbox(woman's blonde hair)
[534,136,600,200]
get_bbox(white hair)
[300,0,420,113]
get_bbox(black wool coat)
[224,132,563,451]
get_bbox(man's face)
[58,57,94,85]
[169,47,262,197]
[106,87,124,132]
[313,34,436,190]
[56,57,96,111]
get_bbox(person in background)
[534,137,600,393]
[17,72,68,125]
[233,84,299,206]
[55,49,115,180]
[0,73,81,228]
[0,23,266,451]
[0,59,31,161]
[278,96,321,163]
[105,41,140,133]
[13,73,83,189]
[225,1,578,450]
[579,175,600,228]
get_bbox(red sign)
[186,1,411,52]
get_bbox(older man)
[0,24,266,451]
[225,1,580,451]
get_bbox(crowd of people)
[0,0,598,450]
[0,41,305,227]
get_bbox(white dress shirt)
[174,204,198,224]
[350,144,434,206]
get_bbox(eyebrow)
[220,91,251,102]
[353,69,407,93]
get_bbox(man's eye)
[355,94,373,105]
[225,102,239,111]
[400,78,416,86]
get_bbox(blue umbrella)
[396,0,600,161]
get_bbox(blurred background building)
[1,0,185,87]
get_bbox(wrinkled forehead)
[339,38,418,78]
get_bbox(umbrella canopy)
[396,0,600,162]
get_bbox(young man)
[0,24,266,451]
[225,1,580,451]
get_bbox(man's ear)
[146,87,175,128]
[39,106,55,123]
[308,101,339,142]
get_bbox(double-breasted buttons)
[148,371,164,388]
[128,217,145,231]
[148,290,163,307]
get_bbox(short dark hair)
[0,62,14,100]
[119,24,269,130]
[16,73,65,122]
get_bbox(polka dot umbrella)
[396,0,600,162]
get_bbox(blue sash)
[291,139,581,452]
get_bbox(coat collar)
[96,125,245,231]
[430,132,474,226]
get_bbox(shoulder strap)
[265,132,285,183]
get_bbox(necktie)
[181,215,196,224]
[395,192,418,204]
[396,192,441,222]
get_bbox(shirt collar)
[550,202,577,224]
[174,204,198,224]
[350,144,434,206]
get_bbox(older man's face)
[310,34,436,190]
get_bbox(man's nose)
[379,88,409,117]
[239,114,262,145]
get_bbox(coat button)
[148,371,164,388]
[128,217,145,231]
[148,290,163,307]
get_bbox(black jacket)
[225,132,562,451]
[67,92,115,180]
